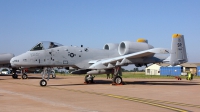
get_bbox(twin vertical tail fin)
[170,34,188,66]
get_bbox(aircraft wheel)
[12,75,14,79]
[113,76,122,84]
[84,75,95,83]
[40,80,47,86]
[22,73,28,79]
[12,74,18,79]
[89,78,94,83]
[85,75,89,83]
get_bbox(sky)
[0,0,200,70]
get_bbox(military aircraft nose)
[10,57,18,67]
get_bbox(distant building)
[145,63,200,76]
[180,63,200,75]
[145,63,169,75]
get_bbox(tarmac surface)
[0,74,200,112]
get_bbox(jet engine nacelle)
[0,53,14,64]
[118,41,154,55]
[103,43,119,50]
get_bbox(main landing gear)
[84,74,95,84]
[12,74,18,79]
[22,73,28,79]
[21,69,28,79]
[12,68,28,79]
[84,66,123,85]
[112,76,123,84]
[12,68,18,79]
[112,66,123,85]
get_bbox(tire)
[85,75,95,83]
[89,78,94,83]
[22,73,28,79]
[113,76,123,84]
[40,80,47,86]
[12,74,18,79]
[12,74,15,79]
[85,75,89,83]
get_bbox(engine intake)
[103,43,119,50]
[118,41,154,55]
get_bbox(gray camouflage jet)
[0,53,14,68]
[10,34,187,86]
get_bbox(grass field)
[56,72,200,79]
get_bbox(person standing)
[187,71,192,81]
[107,74,110,79]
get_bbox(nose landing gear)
[39,67,54,87]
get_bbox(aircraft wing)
[89,48,169,69]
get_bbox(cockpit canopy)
[30,41,63,51]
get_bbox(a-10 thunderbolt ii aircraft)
[10,34,187,86]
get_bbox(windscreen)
[30,43,43,51]
[30,41,63,51]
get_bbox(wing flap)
[89,48,169,69]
